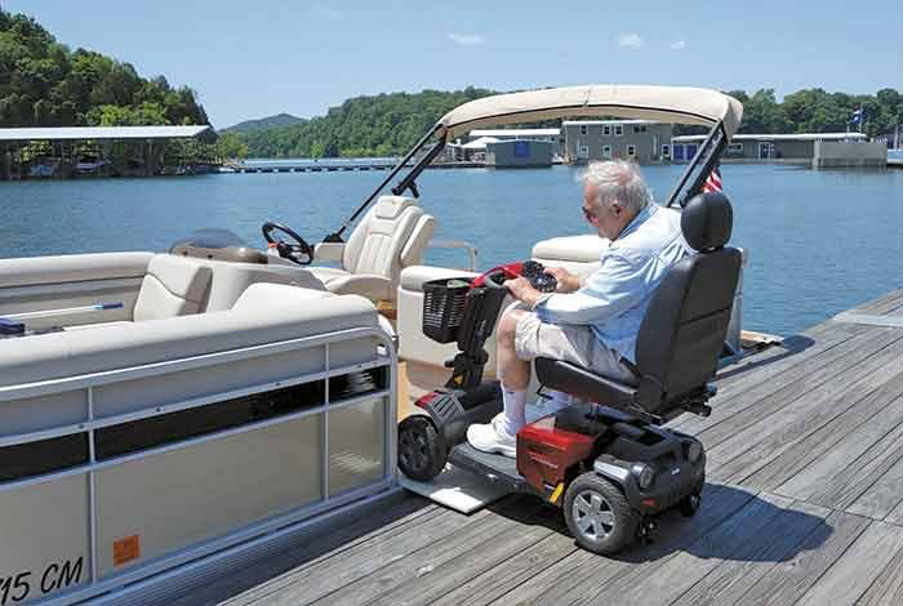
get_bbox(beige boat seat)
[133,255,212,321]
[307,195,435,303]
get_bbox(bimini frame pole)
[324,126,442,242]
[664,121,727,208]
[390,139,446,198]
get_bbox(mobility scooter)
[398,192,741,555]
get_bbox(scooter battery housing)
[516,417,595,495]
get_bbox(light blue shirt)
[534,203,690,364]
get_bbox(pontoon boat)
[0,84,753,603]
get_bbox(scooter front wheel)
[563,472,639,555]
[398,415,447,482]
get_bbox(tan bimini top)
[435,85,744,142]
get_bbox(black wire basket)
[421,277,472,343]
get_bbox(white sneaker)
[467,414,517,458]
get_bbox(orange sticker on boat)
[113,535,140,567]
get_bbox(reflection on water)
[0,164,900,336]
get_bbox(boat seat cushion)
[307,267,392,301]
[133,255,212,321]
[0,284,380,389]
[305,196,435,303]
[340,196,433,294]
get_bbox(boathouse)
[465,128,562,157]
[485,139,554,168]
[670,132,886,167]
[561,120,674,164]
[0,125,217,180]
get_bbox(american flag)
[703,165,722,193]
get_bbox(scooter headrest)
[681,192,733,251]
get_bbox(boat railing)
[428,239,478,271]
[0,324,397,605]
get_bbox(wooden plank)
[833,312,903,328]
[847,453,904,520]
[365,507,555,606]
[740,377,902,491]
[610,493,798,606]
[774,418,901,504]
[852,290,903,315]
[809,431,902,512]
[855,547,903,606]
[706,321,865,400]
[168,494,438,606]
[486,483,758,606]
[428,532,584,606]
[677,326,898,439]
[305,501,545,606]
[735,510,871,606]
[702,327,901,441]
[225,504,493,606]
[669,500,831,606]
[883,501,903,526]
[795,521,902,606]
[706,351,903,484]
[704,322,868,401]
[704,342,902,469]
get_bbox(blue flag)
[849,109,864,125]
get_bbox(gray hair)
[579,160,652,215]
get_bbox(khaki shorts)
[512,305,638,385]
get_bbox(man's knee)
[497,308,528,343]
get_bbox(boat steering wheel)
[262,222,314,265]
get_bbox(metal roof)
[468,128,560,138]
[0,125,215,142]
[671,132,869,143]
[562,119,664,126]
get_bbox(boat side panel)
[93,414,323,577]
[91,347,326,419]
[328,397,386,496]
[0,474,90,602]
[0,390,87,438]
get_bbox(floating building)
[561,120,674,164]
[0,126,217,180]
[671,132,886,168]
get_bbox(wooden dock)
[225,161,483,174]
[174,291,902,606]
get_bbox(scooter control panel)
[521,260,558,293]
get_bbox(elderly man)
[467,159,690,457]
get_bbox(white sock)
[500,387,527,436]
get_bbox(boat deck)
[178,291,903,606]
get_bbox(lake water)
[0,164,900,337]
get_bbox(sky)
[4,1,902,129]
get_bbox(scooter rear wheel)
[398,415,447,482]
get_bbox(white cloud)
[447,33,485,46]
[617,33,645,49]
[670,39,687,50]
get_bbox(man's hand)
[543,266,581,293]
[504,276,542,307]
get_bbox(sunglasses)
[582,206,596,223]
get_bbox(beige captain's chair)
[307,195,435,303]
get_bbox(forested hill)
[236,88,499,158]
[239,87,902,159]
[221,113,307,134]
[0,8,207,128]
